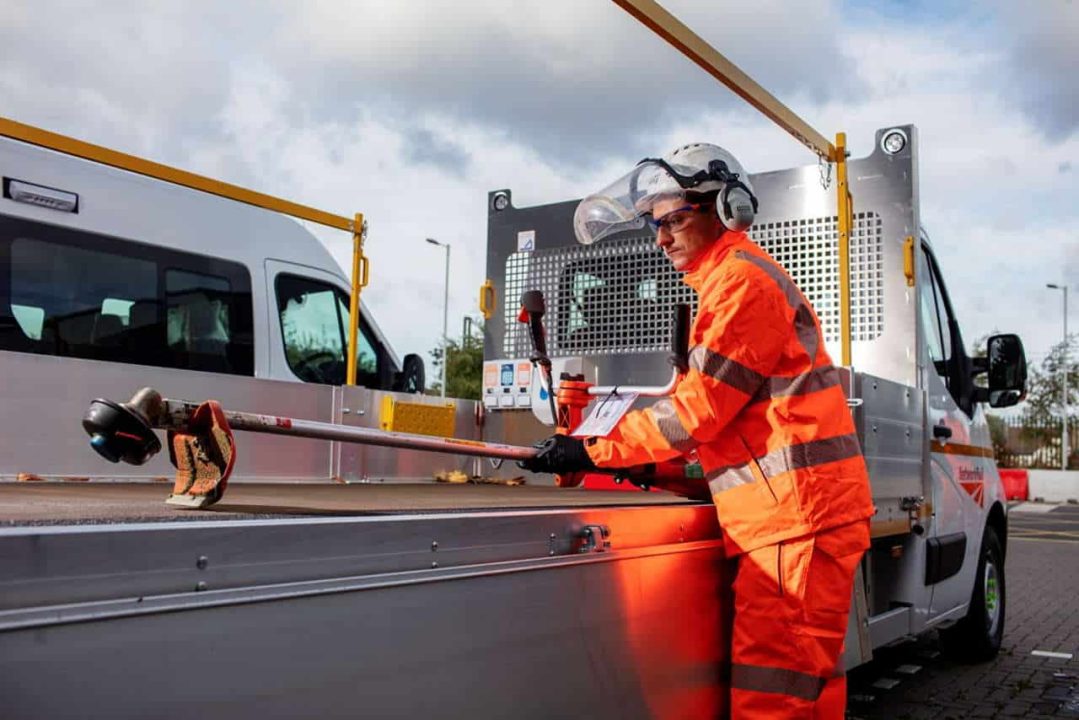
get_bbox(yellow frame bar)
[0,117,353,232]
[612,0,836,162]
[835,133,852,366]
[611,0,853,365]
[346,214,369,386]
[2,116,371,384]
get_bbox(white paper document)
[571,392,638,438]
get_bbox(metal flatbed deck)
[0,481,697,525]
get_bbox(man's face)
[651,196,723,271]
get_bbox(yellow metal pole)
[346,213,368,386]
[611,0,835,161]
[0,116,352,232]
[835,133,852,366]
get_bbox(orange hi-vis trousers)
[729,520,870,719]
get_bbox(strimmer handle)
[519,290,548,357]
[669,303,690,373]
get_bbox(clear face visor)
[572,158,718,245]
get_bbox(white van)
[0,131,435,483]
[0,134,420,390]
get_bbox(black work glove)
[519,434,597,474]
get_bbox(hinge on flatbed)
[577,525,611,553]
[901,496,926,535]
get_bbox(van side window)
[917,249,950,380]
[0,215,253,374]
[274,273,383,387]
[336,294,378,381]
[918,244,974,415]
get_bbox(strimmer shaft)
[82,388,539,509]
[208,406,535,460]
[153,396,539,461]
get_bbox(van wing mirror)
[985,333,1027,408]
[392,353,426,394]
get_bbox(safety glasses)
[646,202,710,233]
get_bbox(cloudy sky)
[3,0,1077,369]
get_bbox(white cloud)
[995,0,1079,140]
[2,0,1076,375]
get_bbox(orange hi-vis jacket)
[586,231,874,556]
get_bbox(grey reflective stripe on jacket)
[735,249,820,362]
[688,346,765,396]
[707,433,862,494]
[687,346,840,402]
[750,364,842,402]
[650,399,696,453]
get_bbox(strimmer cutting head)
[82,387,164,465]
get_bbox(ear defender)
[717,180,758,232]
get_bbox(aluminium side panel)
[0,505,730,719]
[334,385,483,483]
[850,370,926,530]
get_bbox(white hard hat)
[573,143,758,245]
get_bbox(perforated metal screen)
[750,211,884,343]
[502,237,696,358]
[501,211,883,358]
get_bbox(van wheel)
[940,525,1005,662]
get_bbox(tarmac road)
[848,504,1079,719]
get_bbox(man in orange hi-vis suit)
[521,143,875,718]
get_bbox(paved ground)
[848,504,1079,719]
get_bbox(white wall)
[1028,470,1079,503]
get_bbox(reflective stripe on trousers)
[729,521,869,719]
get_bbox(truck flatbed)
[0,481,697,525]
[0,482,727,720]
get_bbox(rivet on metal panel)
[431,561,439,569]
[196,555,208,570]
[872,424,878,433]
[548,533,557,556]
[195,581,208,592]
[431,541,439,552]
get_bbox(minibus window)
[0,214,254,374]
[166,269,235,373]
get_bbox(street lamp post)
[1047,283,1069,470]
[427,238,451,397]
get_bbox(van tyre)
[940,525,1005,662]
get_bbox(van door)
[264,259,387,388]
[916,244,986,619]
